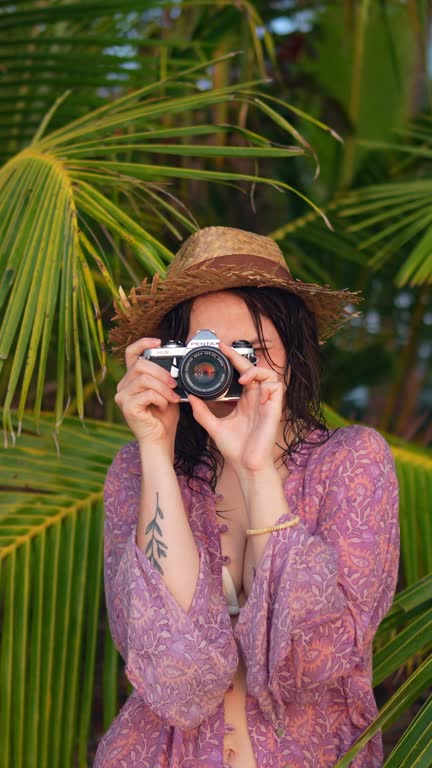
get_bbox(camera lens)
[190,360,217,383]
[180,348,232,399]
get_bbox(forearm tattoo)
[145,492,167,574]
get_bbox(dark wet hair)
[157,287,329,491]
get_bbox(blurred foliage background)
[0,1,432,767]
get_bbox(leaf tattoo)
[145,492,167,574]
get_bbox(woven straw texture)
[109,227,361,354]
[170,227,286,275]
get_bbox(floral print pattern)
[94,426,399,768]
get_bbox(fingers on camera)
[125,338,161,368]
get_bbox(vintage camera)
[142,330,257,401]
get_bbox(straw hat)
[110,226,360,353]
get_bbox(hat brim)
[109,264,361,355]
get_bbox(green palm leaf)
[333,655,432,767]
[308,121,432,287]
[0,56,334,443]
[373,604,432,687]
[0,412,130,768]
[0,0,273,158]
[337,177,432,284]
[269,122,432,289]
[377,572,432,635]
[384,694,432,768]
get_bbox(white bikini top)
[222,565,240,616]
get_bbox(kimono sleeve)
[103,442,238,728]
[234,427,399,716]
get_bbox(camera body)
[142,330,257,401]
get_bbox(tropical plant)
[1,56,328,443]
[262,1,432,446]
[0,414,129,768]
[1,2,432,767]
[335,574,432,767]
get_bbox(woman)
[94,227,399,768]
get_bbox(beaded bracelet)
[246,515,300,536]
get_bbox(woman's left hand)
[188,342,285,473]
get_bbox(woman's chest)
[216,485,253,605]
[188,458,321,601]
[218,511,255,601]
[213,466,265,600]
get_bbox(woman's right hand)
[114,337,181,451]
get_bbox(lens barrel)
[180,347,232,399]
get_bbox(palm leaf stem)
[333,655,432,767]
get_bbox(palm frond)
[383,694,432,768]
[333,655,432,767]
[337,178,432,284]
[0,0,273,158]
[0,412,130,768]
[1,58,337,443]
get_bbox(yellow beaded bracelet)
[246,515,300,536]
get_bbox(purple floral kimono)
[94,425,399,768]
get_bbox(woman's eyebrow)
[249,337,272,346]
